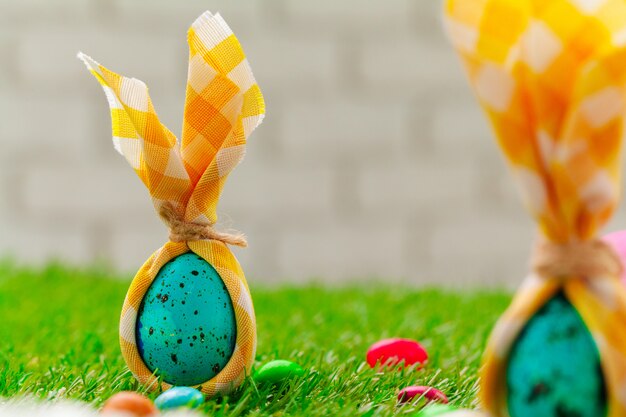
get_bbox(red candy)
[397,386,449,404]
[366,338,428,368]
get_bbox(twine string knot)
[531,238,622,280]
[159,201,247,247]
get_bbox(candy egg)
[136,253,237,386]
[398,386,448,404]
[101,392,158,416]
[154,387,204,410]
[366,338,428,369]
[506,293,606,417]
[253,360,305,384]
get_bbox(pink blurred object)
[603,230,626,283]
[397,385,449,404]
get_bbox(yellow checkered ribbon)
[445,1,626,416]
[78,11,264,396]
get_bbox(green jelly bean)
[253,359,305,384]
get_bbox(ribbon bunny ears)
[79,11,265,231]
[445,0,626,241]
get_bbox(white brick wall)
[280,99,409,161]
[21,162,150,219]
[357,38,464,97]
[356,159,481,212]
[4,0,626,287]
[278,220,407,283]
[247,36,338,92]
[0,92,92,158]
[17,34,181,99]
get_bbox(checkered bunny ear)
[445,0,626,241]
[180,11,265,225]
[79,11,265,224]
[78,53,193,214]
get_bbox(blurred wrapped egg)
[506,293,605,417]
[136,252,237,386]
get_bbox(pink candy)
[397,385,449,404]
[603,230,626,284]
[366,338,428,369]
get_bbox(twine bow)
[531,238,623,280]
[159,201,248,247]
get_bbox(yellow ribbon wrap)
[79,11,265,396]
[445,1,626,416]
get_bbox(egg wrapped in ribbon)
[445,1,626,417]
[79,10,265,396]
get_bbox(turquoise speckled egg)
[136,252,237,386]
[506,293,606,417]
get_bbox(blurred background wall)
[2,0,626,287]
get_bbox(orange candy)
[101,392,158,416]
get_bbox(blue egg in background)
[506,293,606,417]
[136,252,237,386]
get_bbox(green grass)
[0,260,511,416]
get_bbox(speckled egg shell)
[506,293,606,417]
[136,252,237,386]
